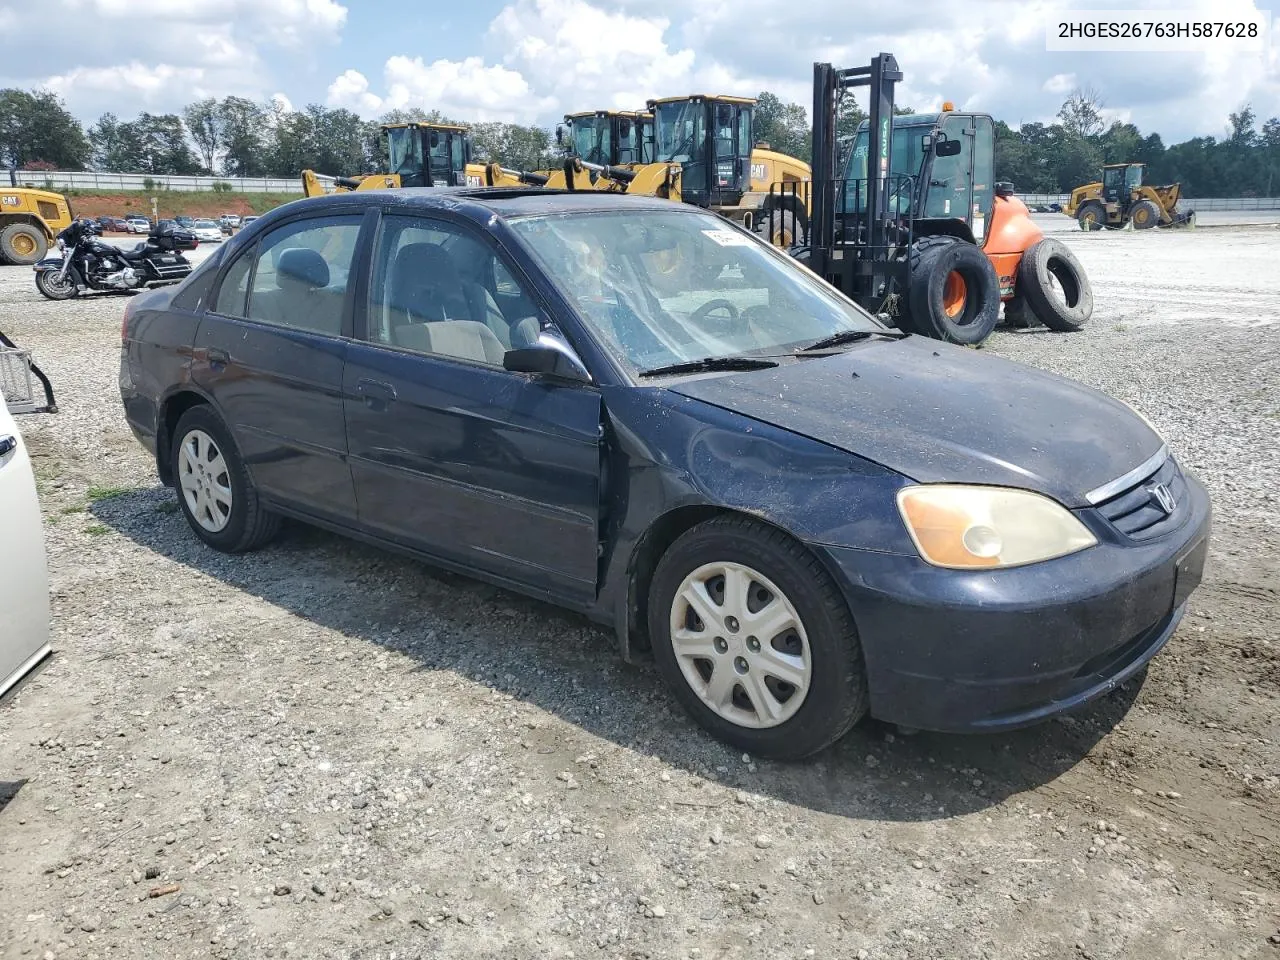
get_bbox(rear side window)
[209,215,363,335]
[213,253,251,316]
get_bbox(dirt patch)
[64,191,303,222]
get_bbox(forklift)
[786,53,1093,343]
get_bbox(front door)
[343,212,602,603]
[193,212,365,522]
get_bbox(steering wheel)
[691,298,740,324]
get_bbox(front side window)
[387,127,422,179]
[222,216,363,335]
[508,209,880,376]
[366,215,542,366]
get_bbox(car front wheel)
[170,405,280,553]
[648,516,868,760]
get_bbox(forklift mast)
[809,53,905,307]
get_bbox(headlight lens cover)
[897,485,1097,569]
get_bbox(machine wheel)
[170,405,281,553]
[1130,199,1160,230]
[1015,238,1093,333]
[35,270,78,301]
[1003,295,1038,329]
[765,209,800,247]
[1076,202,1107,232]
[905,236,1001,345]
[647,515,868,760]
[1,222,48,265]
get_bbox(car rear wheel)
[648,515,868,760]
[171,406,280,552]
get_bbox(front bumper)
[818,471,1212,733]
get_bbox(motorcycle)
[33,218,196,301]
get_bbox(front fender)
[32,258,65,272]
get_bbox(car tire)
[905,236,1001,345]
[170,405,281,553]
[1015,238,1093,333]
[647,515,869,760]
[1,223,48,265]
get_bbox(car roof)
[283,187,706,223]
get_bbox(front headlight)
[897,485,1097,570]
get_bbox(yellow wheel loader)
[1064,162,1194,231]
[0,182,74,265]
[301,122,479,197]
[646,94,812,244]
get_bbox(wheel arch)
[156,387,216,485]
[616,504,844,663]
[911,218,977,246]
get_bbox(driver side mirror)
[502,329,591,384]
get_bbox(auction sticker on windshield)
[702,229,752,247]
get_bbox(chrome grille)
[1095,454,1187,541]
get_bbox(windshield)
[386,127,422,178]
[654,101,705,163]
[194,220,217,228]
[507,209,881,376]
[570,117,611,165]
[845,122,930,215]
[1124,165,1143,189]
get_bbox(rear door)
[343,211,603,602]
[193,212,366,522]
[0,406,50,698]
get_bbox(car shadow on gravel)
[94,487,1142,823]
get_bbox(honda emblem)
[1150,483,1176,515]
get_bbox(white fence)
[8,170,324,193]
[1018,192,1280,211]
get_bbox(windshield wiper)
[796,328,904,353]
[638,356,779,378]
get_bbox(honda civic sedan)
[118,189,1211,759]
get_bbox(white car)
[0,400,51,700]
[190,219,224,242]
[218,214,241,229]
[125,217,151,234]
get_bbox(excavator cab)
[647,95,755,208]
[557,111,654,166]
[383,122,472,188]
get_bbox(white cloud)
[1043,73,1078,96]
[326,70,382,114]
[44,62,209,103]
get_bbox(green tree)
[1057,86,1105,139]
[755,91,810,160]
[183,98,225,172]
[87,112,138,171]
[125,113,200,175]
[0,88,90,170]
[469,122,554,171]
[218,97,269,177]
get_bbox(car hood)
[666,336,1162,508]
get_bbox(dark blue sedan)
[119,188,1211,759]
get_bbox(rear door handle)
[208,347,230,369]
[356,378,397,410]
[0,435,15,458]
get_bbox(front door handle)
[208,347,230,369]
[0,435,15,458]
[356,378,397,410]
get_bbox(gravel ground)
[1,226,1277,960]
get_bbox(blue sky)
[0,0,1276,143]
